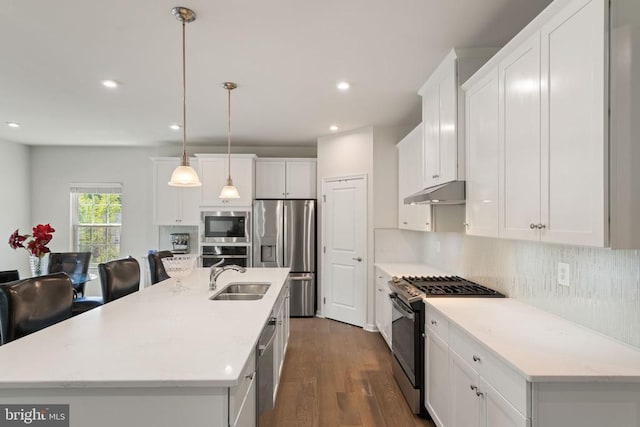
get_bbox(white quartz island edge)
[0,268,290,427]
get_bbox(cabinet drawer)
[450,325,528,416]
[229,350,256,424]
[425,305,450,342]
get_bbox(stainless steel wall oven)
[201,245,250,268]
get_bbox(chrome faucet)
[209,265,247,290]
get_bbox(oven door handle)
[390,294,415,320]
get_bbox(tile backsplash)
[420,233,640,349]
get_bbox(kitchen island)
[0,267,290,427]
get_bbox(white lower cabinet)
[450,349,481,427]
[374,268,392,349]
[272,283,290,402]
[229,350,257,427]
[426,330,449,427]
[232,377,256,427]
[425,304,529,427]
[483,378,529,427]
[449,350,528,427]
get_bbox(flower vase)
[29,255,44,277]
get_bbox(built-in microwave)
[201,211,251,243]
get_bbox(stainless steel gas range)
[388,275,505,416]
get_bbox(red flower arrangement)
[8,224,55,258]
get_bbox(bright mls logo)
[0,405,68,426]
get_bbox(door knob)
[352,257,363,262]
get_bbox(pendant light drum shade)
[168,6,201,187]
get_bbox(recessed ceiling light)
[330,125,339,132]
[336,81,350,91]
[101,80,120,89]
[169,124,181,131]
[6,122,20,128]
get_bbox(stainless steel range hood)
[403,181,465,205]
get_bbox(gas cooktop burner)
[390,275,504,302]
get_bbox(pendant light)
[168,7,201,187]
[219,82,240,199]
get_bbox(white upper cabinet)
[420,51,458,189]
[498,32,542,242]
[539,0,606,246]
[497,0,605,246]
[397,124,431,231]
[419,49,496,190]
[255,159,316,199]
[464,69,500,238]
[152,158,201,225]
[197,154,255,207]
[464,0,618,247]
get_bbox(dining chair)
[0,270,19,284]
[148,250,173,285]
[48,252,92,297]
[0,272,73,345]
[99,256,140,303]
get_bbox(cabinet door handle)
[245,372,255,380]
[352,257,363,262]
[476,390,484,398]
[537,223,546,229]
[430,320,438,325]
[472,355,481,362]
[470,385,477,391]
[403,221,408,225]
[530,223,537,230]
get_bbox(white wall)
[0,140,31,277]
[418,232,640,349]
[30,146,157,292]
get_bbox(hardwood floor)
[259,317,435,427]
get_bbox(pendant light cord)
[181,20,188,166]
[227,86,232,181]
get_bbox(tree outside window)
[71,185,122,266]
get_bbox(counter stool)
[148,250,173,285]
[0,273,73,344]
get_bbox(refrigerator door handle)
[282,202,289,268]
[288,273,313,281]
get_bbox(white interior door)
[322,176,366,327]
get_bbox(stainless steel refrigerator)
[253,200,316,316]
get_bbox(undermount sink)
[221,283,271,295]
[211,293,264,301]
[209,282,271,301]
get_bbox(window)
[70,184,122,266]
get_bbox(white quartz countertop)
[0,267,290,388]
[374,262,451,277]
[426,298,640,382]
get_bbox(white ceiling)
[0,0,552,148]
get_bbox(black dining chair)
[0,270,19,284]
[148,250,173,285]
[48,252,92,297]
[100,256,140,303]
[0,272,73,345]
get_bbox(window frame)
[70,183,123,268]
